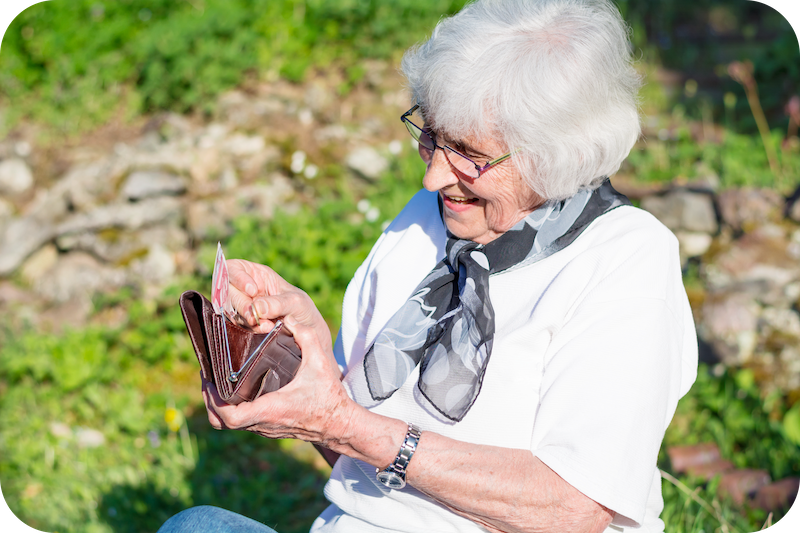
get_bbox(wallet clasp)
[225,317,285,383]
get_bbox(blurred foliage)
[659,363,800,531]
[0,0,469,136]
[617,0,799,131]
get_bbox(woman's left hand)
[202,322,357,448]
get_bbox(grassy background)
[1,1,800,532]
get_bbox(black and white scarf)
[362,179,630,421]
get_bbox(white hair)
[401,0,642,200]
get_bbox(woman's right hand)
[226,259,334,357]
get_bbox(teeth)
[448,196,475,204]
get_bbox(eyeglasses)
[401,104,515,179]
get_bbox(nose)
[422,148,459,192]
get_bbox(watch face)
[377,470,406,489]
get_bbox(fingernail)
[256,300,268,317]
[245,283,257,297]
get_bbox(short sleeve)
[530,217,697,527]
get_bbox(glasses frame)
[401,104,515,179]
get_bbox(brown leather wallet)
[179,290,302,404]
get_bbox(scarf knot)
[362,180,630,421]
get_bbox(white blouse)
[311,188,698,533]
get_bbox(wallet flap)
[179,290,214,382]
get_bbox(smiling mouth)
[444,195,478,205]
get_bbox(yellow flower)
[164,407,182,433]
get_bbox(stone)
[751,478,799,512]
[718,469,771,506]
[667,442,722,473]
[346,146,389,180]
[675,231,713,261]
[0,157,34,196]
[55,159,124,213]
[790,197,800,224]
[640,189,718,234]
[0,217,57,276]
[56,197,183,236]
[686,459,735,480]
[0,197,12,235]
[704,225,800,307]
[75,427,105,448]
[234,174,294,220]
[217,92,285,129]
[759,307,800,339]
[717,188,783,232]
[129,243,176,290]
[121,170,186,201]
[20,244,58,285]
[222,133,266,157]
[186,199,234,241]
[700,291,760,365]
[33,252,126,303]
[56,224,187,265]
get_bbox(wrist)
[324,405,408,469]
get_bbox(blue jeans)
[158,506,279,533]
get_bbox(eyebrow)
[433,129,493,159]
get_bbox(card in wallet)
[179,290,302,405]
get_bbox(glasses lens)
[445,148,481,179]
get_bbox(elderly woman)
[160,0,697,532]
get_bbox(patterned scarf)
[363,179,630,421]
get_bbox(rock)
[304,83,333,115]
[33,252,126,303]
[752,478,800,512]
[0,217,57,276]
[700,292,760,365]
[346,146,389,180]
[129,243,176,291]
[121,170,186,201]
[0,157,34,196]
[315,124,348,143]
[75,427,105,448]
[704,225,800,307]
[790,197,800,223]
[56,197,183,236]
[222,133,266,157]
[759,307,800,339]
[234,174,295,219]
[675,231,713,262]
[20,244,58,285]
[717,188,782,232]
[640,189,718,234]
[667,442,722,473]
[56,224,188,265]
[186,199,235,241]
[718,469,771,506]
[217,91,285,129]
[0,197,12,235]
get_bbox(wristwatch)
[376,423,421,489]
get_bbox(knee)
[158,506,228,533]
[158,505,277,533]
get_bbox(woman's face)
[421,132,544,245]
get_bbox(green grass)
[0,0,470,137]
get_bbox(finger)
[254,291,313,326]
[227,259,259,297]
[288,322,324,353]
[228,284,256,326]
